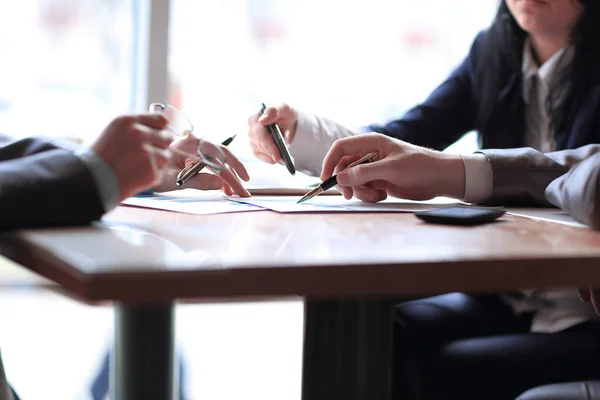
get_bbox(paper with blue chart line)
[227,195,463,213]
[121,189,264,215]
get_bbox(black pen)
[297,152,379,203]
[260,103,296,175]
[175,135,237,187]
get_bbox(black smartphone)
[414,206,505,226]
[260,103,296,175]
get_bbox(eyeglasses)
[149,103,227,174]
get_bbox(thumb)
[337,163,379,187]
[258,106,279,125]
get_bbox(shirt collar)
[522,37,573,88]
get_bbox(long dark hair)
[474,0,600,136]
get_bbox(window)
[0,0,135,143]
[168,0,498,158]
[0,2,502,398]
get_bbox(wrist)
[436,153,466,200]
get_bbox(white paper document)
[121,190,265,215]
[507,207,588,228]
[227,195,463,213]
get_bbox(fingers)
[248,110,282,163]
[218,166,251,197]
[250,127,281,163]
[141,143,170,187]
[248,104,297,164]
[139,124,173,149]
[333,154,362,176]
[253,150,277,164]
[321,134,383,180]
[336,185,353,200]
[335,178,388,202]
[110,114,172,149]
[184,173,224,191]
[222,146,250,181]
[351,186,388,203]
[133,113,169,130]
[169,135,250,184]
[258,105,280,125]
[142,143,170,170]
[336,162,380,187]
[222,182,234,196]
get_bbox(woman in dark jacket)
[248,1,600,399]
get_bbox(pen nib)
[297,187,322,204]
[296,196,309,204]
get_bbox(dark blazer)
[369,31,600,152]
[0,134,104,230]
[0,134,107,398]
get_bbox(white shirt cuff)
[461,153,493,203]
[290,111,355,176]
[76,149,119,212]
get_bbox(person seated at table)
[324,136,600,399]
[247,0,600,398]
[0,113,250,230]
[0,112,250,399]
[545,152,600,230]
[511,152,600,400]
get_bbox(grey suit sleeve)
[477,144,600,206]
[545,153,600,229]
[0,135,105,230]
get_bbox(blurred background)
[0,0,497,398]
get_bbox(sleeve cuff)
[461,153,493,203]
[290,111,355,176]
[76,150,120,212]
[289,112,333,176]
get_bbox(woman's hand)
[247,103,298,164]
[320,133,466,202]
[153,134,251,197]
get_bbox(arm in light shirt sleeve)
[289,111,356,176]
[289,112,496,201]
[545,153,600,229]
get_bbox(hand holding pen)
[248,103,298,170]
[176,135,237,186]
[151,134,251,197]
[319,133,466,203]
[298,152,378,203]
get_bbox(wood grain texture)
[2,205,600,302]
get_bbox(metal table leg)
[112,302,178,400]
[302,299,395,400]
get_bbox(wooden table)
[2,206,600,400]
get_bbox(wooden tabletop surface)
[1,205,600,303]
